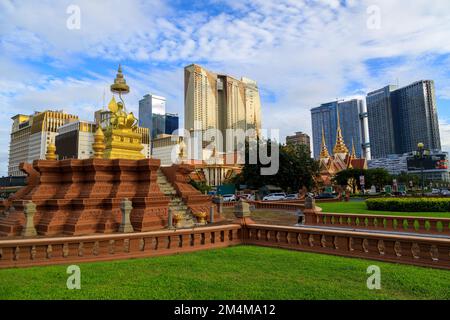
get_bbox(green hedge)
[366,198,450,212]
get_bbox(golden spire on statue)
[110,64,130,96]
[100,65,144,160]
[92,124,106,159]
[45,139,57,160]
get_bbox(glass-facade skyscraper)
[165,113,179,135]
[366,85,398,158]
[311,102,338,160]
[367,80,441,158]
[139,94,166,140]
[311,99,367,159]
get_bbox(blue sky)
[1,0,450,175]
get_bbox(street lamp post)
[415,143,430,197]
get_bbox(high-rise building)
[286,132,311,151]
[366,85,399,158]
[184,64,262,150]
[55,120,97,160]
[8,110,78,176]
[311,99,368,159]
[367,80,441,158]
[165,113,179,135]
[392,81,441,154]
[139,94,166,139]
[311,102,337,160]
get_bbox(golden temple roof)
[319,127,330,159]
[333,107,349,154]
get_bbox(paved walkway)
[294,224,450,239]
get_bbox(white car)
[238,194,255,201]
[263,193,286,201]
[441,189,450,196]
[222,194,237,202]
[285,194,299,200]
[431,188,441,195]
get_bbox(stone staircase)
[156,169,196,228]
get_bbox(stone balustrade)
[1,221,449,269]
[311,212,450,236]
[251,201,306,211]
[0,224,241,268]
[244,224,450,270]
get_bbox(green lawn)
[318,201,450,218]
[0,246,449,300]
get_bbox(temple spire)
[92,124,105,159]
[45,139,57,160]
[333,106,349,154]
[350,139,356,158]
[320,127,330,159]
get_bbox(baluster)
[109,240,115,254]
[93,241,99,256]
[411,243,420,259]
[31,245,36,260]
[14,246,20,261]
[430,245,439,262]
[46,244,52,259]
[139,238,145,251]
[124,239,130,252]
[394,241,402,257]
[63,243,69,258]
[78,242,84,257]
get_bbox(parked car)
[222,194,237,202]
[315,193,336,200]
[285,194,299,200]
[238,194,255,201]
[263,193,286,201]
[431,188,441,195]
[441,189,450,197]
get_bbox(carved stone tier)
[0,158,169,237]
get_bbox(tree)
[233,139,319,192]
[333,168,365,193]
[280,143,319,192]
[365,168,392,190]
[333,168,392,193]
[393,171,419,187]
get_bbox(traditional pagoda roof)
[349,158,368,170]
[333,107,349,154]
[319,127,330,159]
[350,139,357,158]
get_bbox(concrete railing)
[0,224,241,269]
[244,224,450,270]
[309,212,450,236]
[1,220,449,270]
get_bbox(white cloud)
[1,0,450,174]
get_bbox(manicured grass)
[0,246,449,300]
[318,201,450,218]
